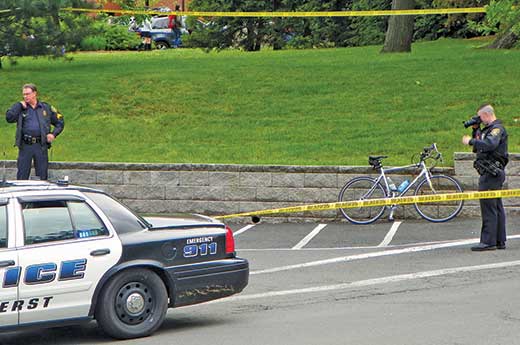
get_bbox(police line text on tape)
[214,189,520,219]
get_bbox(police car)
[0,180,249,339]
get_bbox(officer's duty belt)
[473,159,503,177]
[23,135,41,145]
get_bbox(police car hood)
[144,213,224,229]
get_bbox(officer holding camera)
[6,83,64,180]
[462,104,508,251]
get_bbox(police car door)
[0,198,19,327]
[14,194,122,325]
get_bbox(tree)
[186,0,273,51]
[0,0,89,69]
[412,0,489,41]
[187,0,379,50]
[381,0,416,52]
[470,0,520,48]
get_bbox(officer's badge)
[491,128,501,136]
[43,110,48,117]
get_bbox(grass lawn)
[1,38,518,166]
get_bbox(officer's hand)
[20,101,27,109]
[47,134,56,143]
[462,135,471,145]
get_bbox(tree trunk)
[487,30,518,49]
[381,0,415,53]
[272,0,282,50]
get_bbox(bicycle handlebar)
[371,143,444,169]
[419,143,443,165]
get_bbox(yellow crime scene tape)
[61,7,487,18]
[214,189,520,220]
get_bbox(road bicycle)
[338,143,464,224]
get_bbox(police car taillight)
[225,225,235,254]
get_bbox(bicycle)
[338,143,464,224]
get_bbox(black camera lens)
[463,115,481,128]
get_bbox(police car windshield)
[84,192,150,234]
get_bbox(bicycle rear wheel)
[414,175,464,222]
[338,177,387,224]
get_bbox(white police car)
[0,180,248,339]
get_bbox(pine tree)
[0,0,88,69]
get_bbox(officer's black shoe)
[497,242,506,250]
[471,243,497,251]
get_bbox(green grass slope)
[1,38,518,166]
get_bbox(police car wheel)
[95,268,168,339]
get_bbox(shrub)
[61,13,99,52]
[104,25,142,50]
[76,19,141,51]
[80,35,107,51]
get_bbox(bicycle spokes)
[414,175,464,222]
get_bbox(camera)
[463,115,481,128]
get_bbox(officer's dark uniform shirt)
[470,119,508,167]
[6,101,64,148]
[23,102,44,137]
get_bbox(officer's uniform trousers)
[17,140,49,180]
[478,169,506,245]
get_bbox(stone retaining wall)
[2,152,518,222]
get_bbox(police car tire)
[95,268,168,339]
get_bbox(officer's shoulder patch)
[491,128,501,136]
[57,113,63,120]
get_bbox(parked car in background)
[129,9,187,49]
[150,28,181,49]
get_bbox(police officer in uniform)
[462,104,508,251]
[6,83,64,180]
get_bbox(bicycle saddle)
[368,155,387,169]
[368,155,388,160]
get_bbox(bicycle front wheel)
[338,177,387,224]
[414,175,464,222]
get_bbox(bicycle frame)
[373,160,433,198]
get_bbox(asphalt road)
[2,216,520,345]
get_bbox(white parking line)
[234,224,256,236]
[292,224,327,250]
[377,221,402,247]
[222,260,520,302]
[251,234,520,275]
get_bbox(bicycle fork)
[387,191,398,222]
